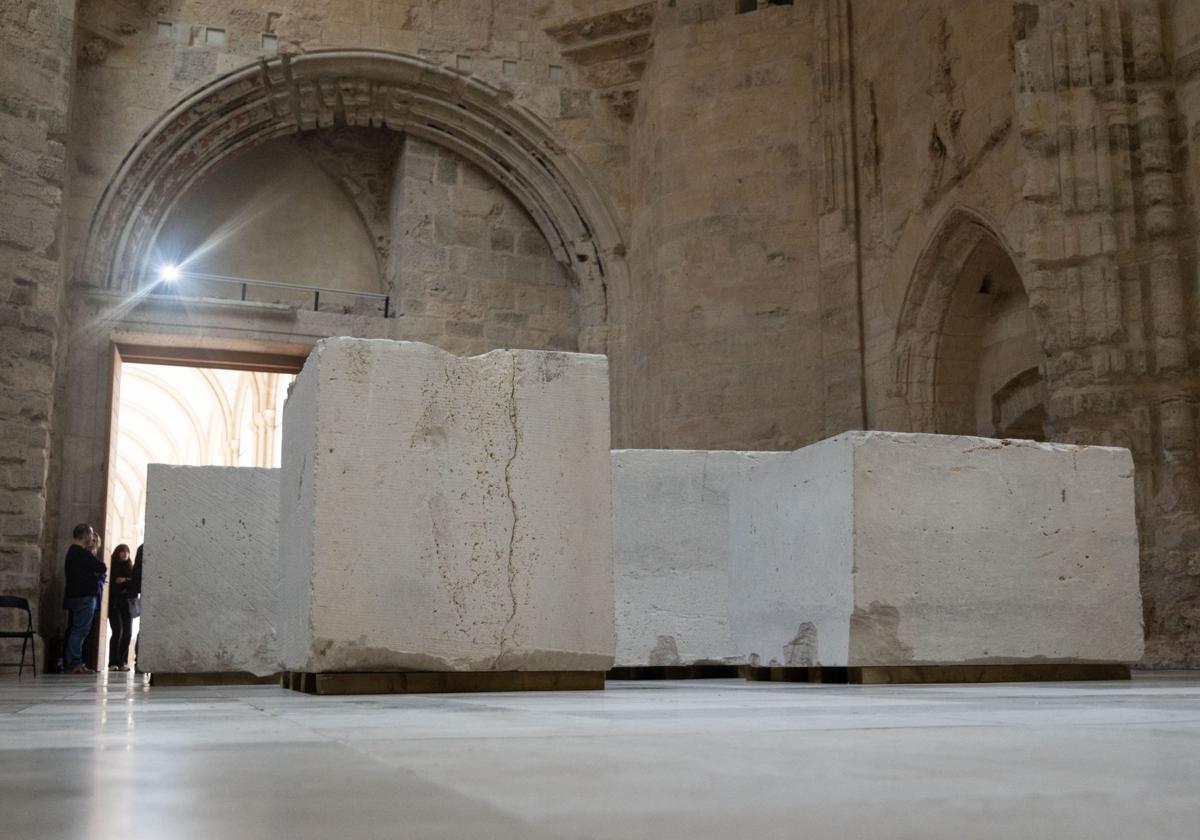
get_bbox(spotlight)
[159,264,180,283]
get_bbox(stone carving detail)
[1016,0,1132,375]
[79,37,110,66]
[926,17,967,202]
[813,0,865,435]
[1015,0,1199,667]
[544,3,656,124]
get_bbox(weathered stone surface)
[731,432,1144,667]
[1,0,75,656]
[612,450,781,667]
[140,465,280,676]
[279,338,613,673]
[28,0,1200,672]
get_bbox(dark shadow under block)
[149,671,281,687]
[740,664,1132,685]
[607,665,742,680]
[281,670,606,695]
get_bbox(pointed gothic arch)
[890,207,1050,439]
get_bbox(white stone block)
[612,450,782,667]
[140,465,280,676]
[730,432,1144,667]
[279,338,613,673]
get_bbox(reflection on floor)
[1,673,1198,840]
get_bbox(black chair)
[0,596,36,678]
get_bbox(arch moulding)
[888,205,1046,432]
[78,49,628,350]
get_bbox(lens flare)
[159,264,180,283]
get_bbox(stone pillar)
[814,0,867,435]
[1015,0,1200,667]
[0,0,77,662]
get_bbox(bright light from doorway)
[108,363,293,550]
[158,264,180,283]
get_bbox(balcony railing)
[156,271,392,318]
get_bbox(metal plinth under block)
[281,670,606,696]
[149,671,281,687]
[740,664,1133,685]
[606,665,742,680]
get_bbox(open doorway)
[94,350,299,673]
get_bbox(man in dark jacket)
[63,523,105,674]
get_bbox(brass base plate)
[607,665,742,680]
[740,663,1132,685]
[281,670,606,696]
[149,671,280,687]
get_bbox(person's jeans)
[64,596,96,671]
[108,597,132,669]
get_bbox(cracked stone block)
[140,466,281,676]
[612,450,784,667]
[730,432,1144,668]
[279,338,613,673]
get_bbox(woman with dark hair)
[107,543,135,672]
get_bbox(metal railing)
[157,271,392,318]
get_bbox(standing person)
[107,544,134,671]
[63,524,105,674]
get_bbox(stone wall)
[853,0,1200,667]
[65,0,632,282]
[627,1,821,449]
[7,0,1200,666]
[0,0,76,651]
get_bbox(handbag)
[129,595,142,619]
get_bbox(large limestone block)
[141,465,280,676]
[279,338,613,673]
[730,432,1144,668]
[612,450,782,667]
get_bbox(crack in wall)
[494,353,521,667]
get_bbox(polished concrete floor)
[1,672,1198,840]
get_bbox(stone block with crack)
[729,431,1144,668]
[279,338,613,673]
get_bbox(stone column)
[814,0,867,435]
[0,0,77,662]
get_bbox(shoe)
[69,666,90,674]
[119,666,130,672]
[108,665,119,672]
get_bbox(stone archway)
[890,207,1049,438]
[77,49,627,352]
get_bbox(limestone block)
[612,450,783,667]
[279,338,613,673]
[140,466,280,676]
[730,432,1144,668]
